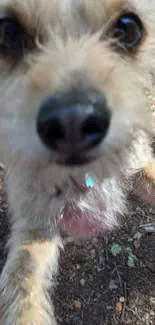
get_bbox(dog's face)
[0,0,154,236]
[0,0,153,171]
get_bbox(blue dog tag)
[85,175,95,188]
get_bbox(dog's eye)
[0,17,29,57]
[114,13,143,49]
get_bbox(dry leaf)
[115,301,123,312]
[73,300,81,309]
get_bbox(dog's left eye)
[114,13,143,49]
[0,17,30,57]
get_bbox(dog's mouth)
[65,154,92,166]
[56,154,95,167]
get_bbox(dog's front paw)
[15,314,57,325]
[0,308,57,325]
[0,277,58,325]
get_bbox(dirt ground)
[0,167,155,325]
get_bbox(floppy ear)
[133,160,155,206]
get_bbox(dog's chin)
[55,154,121,239]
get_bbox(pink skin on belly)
[59,210,106,239]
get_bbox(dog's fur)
[0,0,155,324]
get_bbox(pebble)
[91,249,96,256]
[80,279,85,286]
[106,305,113,311]
[56,317,63,323]
[73,300,81,309]
[109,279,118,291]
[76,264,81,270]
[133,239,141,249]
[119,296,125,303]
[99,251,105,265]
[92,238,98,244]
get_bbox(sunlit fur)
[0,0,155,324]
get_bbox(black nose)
[37,89,111,156]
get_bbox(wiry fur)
[0,0,155,324]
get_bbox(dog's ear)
[133,160,155,206]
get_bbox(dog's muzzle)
[36,88,111,166]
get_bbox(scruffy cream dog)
[0,0,155,324]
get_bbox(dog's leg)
[0,227,62,325]
[133,160,155,206]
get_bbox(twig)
[139,223,155,234]
[119,282,127,324]
[114,263,122,288]
[105,236,109,263]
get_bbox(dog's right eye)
[0,17,30,57]
[113,13,143,49]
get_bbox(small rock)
[115,301,123,313]
[80,279,85,286]
[73,300,81,309]
[92,238,98,244]
[109,279,118,291]
[106,305,113,311]
[144,313,149,320]
[133,239,141,249]
[76,264,81,270]
[64,237,74,244]
[150,310,155,316]
[56,316,63,323]
[119,296,125,303]
[91,249,96,256]
[99,251,105,265]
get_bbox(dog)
[0,0,155,324]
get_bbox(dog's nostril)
[81,116,109,146]
[48,120,64,140]
[38,118,65,148]
[82,117,102,136]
